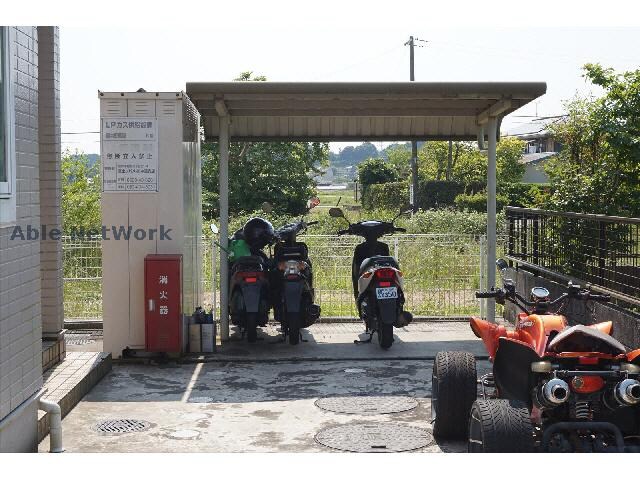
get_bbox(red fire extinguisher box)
[144,254,182,352]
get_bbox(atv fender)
[283,281,304,313]
[470,317,508,359]
[627,349,640,364]
[493,337,541,407]
[590,321,613,336]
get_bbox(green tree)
[201,72,329,219]
[357,157,397,190]
[496,136,526,184]
[385,144,412,179]
[330,142,380,167]
[202,142,328,219]
[61,151,101,234]
[547,64,640,216]
[418,138,524,186]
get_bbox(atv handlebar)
[475,291,498,299]
[475,283,610,314]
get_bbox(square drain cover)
[93,419,152,434]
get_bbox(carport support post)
[486,117,498,323]
[219,116,230,341]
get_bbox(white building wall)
[0,26,61,452]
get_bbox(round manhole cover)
[93,419,151,434]
[315,396,418,415]
[315,423,432,452]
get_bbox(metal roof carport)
[186,81,546,339]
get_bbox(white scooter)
[329,207,413,349]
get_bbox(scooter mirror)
[209,223,219,235]
[307,197,320,210]
[496,258,509,272]
[261,202,273,213]
[329,207,345,218]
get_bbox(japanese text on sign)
[101,117,158,192]
[159,275,169,315]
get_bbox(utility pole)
[405,36,427,211]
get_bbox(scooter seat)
[232,255,266,269]
[359,255,399,275]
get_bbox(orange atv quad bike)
[431,259,640,453]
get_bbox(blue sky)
[57,25,640,153]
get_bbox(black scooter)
[211,219,273,343]
[271,200,321,345]
[329,207,413,349]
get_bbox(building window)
[0,27,7,189]
[0,26,16,224]
[0,26,14,196]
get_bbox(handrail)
[506,206,640,225]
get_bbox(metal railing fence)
[506,207,640,306]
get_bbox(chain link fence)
[63,234,504,321]
[200,234,502,319]
[62,236,103,320]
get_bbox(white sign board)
[101,118,158,192]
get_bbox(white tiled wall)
[0,27,62,452]
[0,26,50,426]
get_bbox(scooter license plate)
[376,287,398,300]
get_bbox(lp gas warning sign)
[101,118,158,192]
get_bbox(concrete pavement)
[40,321,491,453]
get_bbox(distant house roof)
[502,117,564,140]
[520,152,557,164]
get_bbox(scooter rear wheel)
[246,313,258,343]
[378,323,393,349]
[288,312,300,345]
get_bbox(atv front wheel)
[431,351,477,440]
[468,399,534,453]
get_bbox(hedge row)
[454,192,508,212]
[416,180,484,209]
[362,181,408,211]
[363,180,485,211]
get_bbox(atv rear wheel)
[432,351,477,440]
[468,399,534,453]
